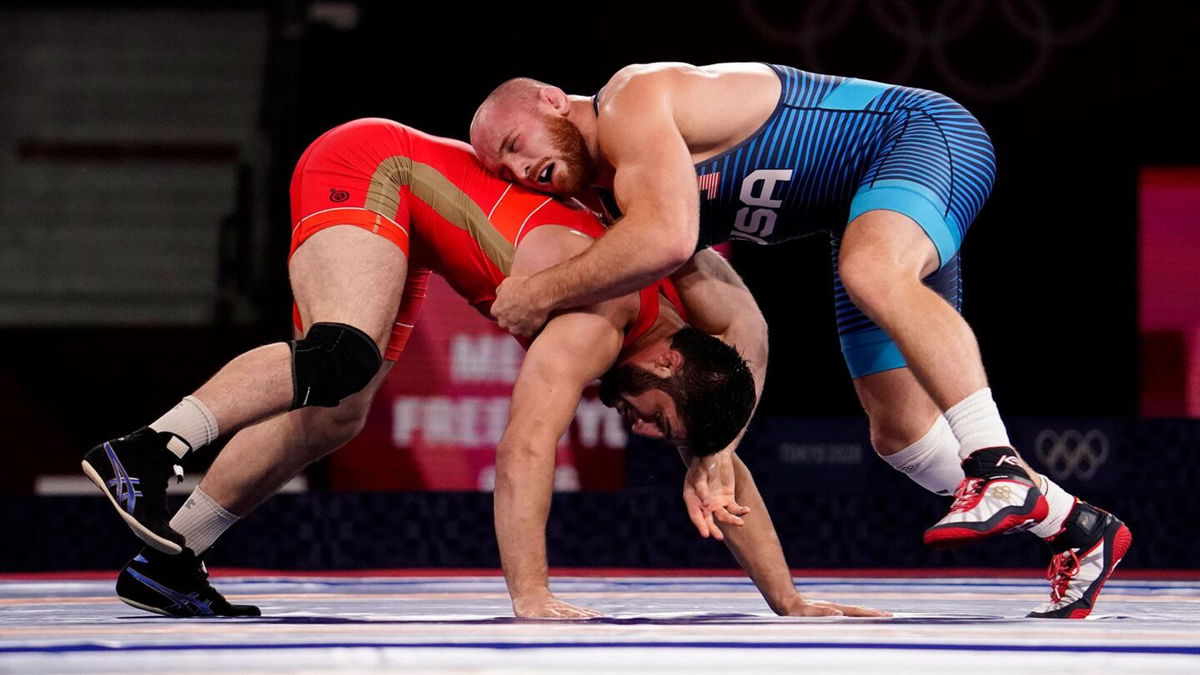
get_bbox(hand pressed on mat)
[778,594,893,618]
[512,591,603,620]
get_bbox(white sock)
[879,416,964,495]
[150,395,219,458]
[1028,474,1077,539]
[170,486,240,555]
[944,387,1011,460]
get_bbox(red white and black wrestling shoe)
[923,446,1049,548]
[1028,501,1132,619]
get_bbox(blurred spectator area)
[1139,167,1200,417]
[0,8,268,325]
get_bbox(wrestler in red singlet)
[288,117,682,360]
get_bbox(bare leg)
[85,225,409,555]
[838,210,983,411]
[200,361,394,516]
[852,367,941,456]
[839,211,1037,474]
[189,225,408,437]
[839,211,1067,547]
[853,367,965,495]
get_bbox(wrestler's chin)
[553,165,594,198]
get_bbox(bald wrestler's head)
[470,78,595,197]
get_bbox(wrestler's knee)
[838,248,910,316]
[868,414,920,457]
[839,211,941,314]
[289,322,382,409]
[855,369,942,456]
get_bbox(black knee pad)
[289,322,382,409]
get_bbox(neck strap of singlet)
[621,284,661,349]
[621,280,689,351]
[592,89,602,117]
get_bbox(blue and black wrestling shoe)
[117,546,260,617]
[82,427,186,554]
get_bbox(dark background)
[2,0,1198,571]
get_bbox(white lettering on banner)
[391,395,627,448]
[423,397,454,443]
[778,442,863,465]
[392,397,419,446]
[450,333,523,383]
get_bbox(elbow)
[650,211,698,270]
[496,437,533,463]
[667,239,696,271]
[494,442,528,490]
[495,437,547,478]
[624,204,697,274]
[655,225,696,273]
[732,313,769,362]
[742,318,769,378]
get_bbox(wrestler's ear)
[539,86,571,114]
[655,348,684,375]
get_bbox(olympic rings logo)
[737,0,1117,101]
[1033,428,1110,482]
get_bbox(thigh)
[830,232,963,379]
[289,225,409,353]
[200,359,396,514]
[840,208,940,280]
[831,233,909,378]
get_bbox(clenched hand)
[491,276,552,338]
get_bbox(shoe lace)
[189,561,215,591]
[948,478,985,513]
[1045,549,1081,604]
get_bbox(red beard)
[544,114,596,196]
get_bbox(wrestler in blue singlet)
[628,65,997,379]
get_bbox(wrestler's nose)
[631,420,664,440]
[503,158,530,182]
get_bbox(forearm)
[717,456,799,614]
[537,215,695,310]
[494,438,557,601]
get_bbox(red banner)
[328,275,628,491]
[1139,167,1200,417]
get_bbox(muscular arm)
[494,309,624,616]
[530,73,701,310]
[715,454,797,614]
[671,248,769,537]
[672,248,768,428]
[712,454,890,617]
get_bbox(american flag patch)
[697,172,721,199]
